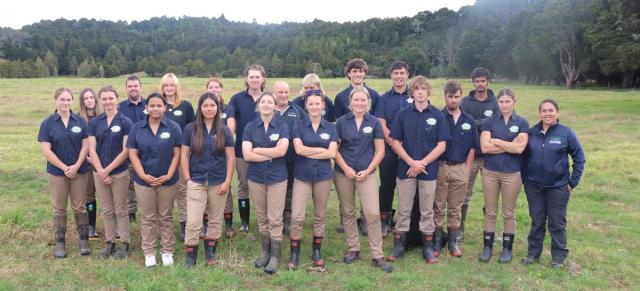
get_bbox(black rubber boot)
[204,239,217,265]
[521,256,539,265]
[458,204,468,242]
[499,233,514,263]
[224,212,234,238]
[479,232,495,262]
[312,236,324,266]
[288,239,300,270]
[283,210,291,236]
[200,213,208,238]
[372,258,393,273]
[53,215,67,258]
[255,232,271,268]
[433,228,443,257]
[343,251,360,264]
[185,245,198,267]
[239,199,250,232]
[448,228,462,257]
[357,210,368,236]
[179,221,186,242]
[113,242,130,259]
[264,239,281,274]
[386,231,406,261]
[100,241,116,259]
[86,201,97,239]
[422,233,438,264]
[380,211,392,238]
[75,213,91,256]
[128,212,136,223]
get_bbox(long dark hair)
[191,92,225,156]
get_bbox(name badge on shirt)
[160,132,171,139]
[269,134,280,141]
[484,110,493,117]
[362,126,373,134]
[174,110,183,116]
[461,123,471,130]
[287,112,298,118]
[143,109,149,115]
[111,125,121,133]
[549,137,562,145]
[320,133,330,140]
[426,118,437,126]
[509,126,519,133]
[71,126,82,133]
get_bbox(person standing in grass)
[521,99,586,269]
[127,93,182,267]
[87,85,133,259]
[38,87,91,258]
[160,73,195,243]
[242,91,290,274]
[334,86,393,273]
[181,92,235,267]
[292,73,336,122]
[287,92,338,270]
[79,88,103,240]
[479,88,529,264]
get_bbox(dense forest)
[0,0,638,88]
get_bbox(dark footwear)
[421,233,438,264]
[113,242,130,259]
[551,261,564,269]
[86,201,97,233]
[312,236,324,267]
[288,239,300,270]
[255,232,271,268]
[343,251,360,264]
[264,239,282,274]
[200,213,209,239]
[357,216,368,236]
[479,232,495,262]
[380,212,392,238]
[433,228,443,257]
[239,199,250,232]
[128,212,136,223]
[336,215,345,233]
[204,239,217,265]
[521,256,540,265]
[100,241,116,259]
[458,204,468,242]
[179,221,186,243]
[53,215,67,259]
[499,233,514,263]
[447,228,462,257]
[386,231,406,261]
[185,245,198,267]
[282,210,291,236]
[372,258,393,273]
[224,212,234,238]
[78,225,91,256]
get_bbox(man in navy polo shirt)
[118,75,146,223]
[226,64,266,237]
[374,61,413,238]
[274,81,307,235]
[458,67,498,242]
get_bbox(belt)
[444,161,465,166]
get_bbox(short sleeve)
[223,126,234,147]
[291,121,302,139]
[390,113,404,141]
[328,123,339,142]
[37,118,50,143]
[436,113,451,142]
[279,121,290,140]
[79,119,89,139]
[181,123,194,146]
[519,118,530,134]
[87,119,96,136]
[482,117,493,133]
[374,97,386,118]
[226,96,238,118]
[241,122,254,142]
[122,117,133,135]
[172,123,182,147]
[334,118,344,140]
[126,125,138,149]
[373,119,384,139]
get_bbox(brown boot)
[75,213,91,256]
[53,215,67,258]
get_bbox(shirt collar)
[387,86,409,96]
[411,101,433,113]
[125,97,145,106]
[53,110,79,121]
[345,111,372,121]
[141,115,169,128]
[254,116,278,128]
[303,117,328,129]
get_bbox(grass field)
[0,76,639,290]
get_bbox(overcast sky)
[1,0,475,29]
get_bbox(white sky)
[1,0,476,29]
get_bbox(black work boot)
[421,233,438,264]
[343,251,360,264]
[386,231,406,261]
[372,258,393,273]
[448,228,462,257]
[312,236,324,266]
[282,210,292,236]
[380,211,392,238]
[357,211,368,236]
[179,221,186,243]
[185,245,198,267]
[264,239,282,274]
[200,213,208,238]
[499,233,514,263]
[75,213,91,256]
[458,204,468,242]
[86,201,98,240]
[433,228,443,257]
[479,232,495,262]
[204,239,217,265]
[224,212,234,238]
[255,232,271,268]
[53,215,67,258]
[288,239,300,270]
[100,241,116,259]
[239,199,250,232]
[113,242,130,259]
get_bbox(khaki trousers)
[176,169,187,222]
[126,165,137,214]
[185,181,228,245]
[434,162,469,229]
[396,178,437,234]
[482,169,522,233]
[235,158,250,199]
[248,180,287,240]
[95,170,131,242]
[86,170,96,202]
[289,179,332,240]
[49,173,89,218]
[135,183,177,256]
[334,172,384,259]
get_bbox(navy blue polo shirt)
[333,84,380,119]
[226,90,259,158]
[37,111,90,176]
[391,103,450,180]
[291,118,338,182]
[242,116,290,185]
[126,117,182,187]
[181,122,235,186]
[374,87,412,126]
[278,103,307,163]
[482,111,530,173]
[523,121,586,189]
[118,98,147,124]
[166,100,195,130]
[440,109,478,163]
[335,112,384,174]
[87,112,133,175]
[291,95,336,122]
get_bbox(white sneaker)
[161,252,174,266]
[145,255,157,267]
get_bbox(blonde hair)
[348,85,372,112]
[160,73,183,106]
[299,73,325,96]
[409,76,432,97]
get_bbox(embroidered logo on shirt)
[71,126,82,133]
[160,132,171,139]
[362,126,373,134]
[484,110,493,117]
[549,137,562,144]
[319,133,330,140]
[269,134,280,141]
[509,126,519,133]
[143,109,148,115]
[221,113,227,119]
[322,110,326,116]
[174,110,183,116]
[426,118,437,126]
[461,123,471,130]
[407,98,414,103]
[111,125,121,133]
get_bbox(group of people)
[38,59,586,274]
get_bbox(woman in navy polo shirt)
[334,86,393,273]
[180,92,235,267]
[161,73,195,242]
[287,92,338,270]
[242,91,290,274]
[38,88,91,258]
[88,85,133,259]
[521,99,586,269]
[127,93,182,267]
[479,88,529,263]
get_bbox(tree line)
[0,0,638,88]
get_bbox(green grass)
[1,77,639,290]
